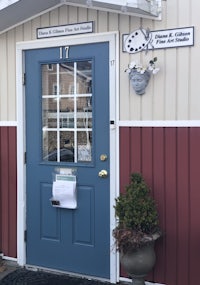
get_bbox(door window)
[42,60,92,163]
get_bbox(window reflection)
[42,60,93,163]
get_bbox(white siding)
[0,1,199,121]
[0,33,8,120]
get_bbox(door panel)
[25,42,110,278]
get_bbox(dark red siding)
[0,127,17,258]
[120,127,200,285]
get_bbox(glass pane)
[60,131,74,162]
[59,62,74,95]
[77,97,92,128]
[60,98,74,128]
[77,61,92,94]
[42,64,57,95]
[77,131,92,162]
[42,98,57,128]
[43,131,57,161]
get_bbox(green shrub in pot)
[113,173,161,253]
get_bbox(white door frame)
[16,31,119,283]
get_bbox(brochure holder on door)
[50,168,77,209]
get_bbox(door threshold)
[25,265,110,283]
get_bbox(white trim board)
[1,255,17,262]
[0,121,17,126]
[145,282,166,285]
[120,277,166,285]
[119,120,200,127]
[16,31,119,283]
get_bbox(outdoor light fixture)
[65,0,162,19]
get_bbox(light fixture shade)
[65,0,162,19]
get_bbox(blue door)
[25,42,110,278]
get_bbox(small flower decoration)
[125,57,160,75]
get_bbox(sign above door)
[37,21,94,39]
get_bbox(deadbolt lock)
[100,154,107,161]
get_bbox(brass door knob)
[98,170,108,178]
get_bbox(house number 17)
[60,46,69,59]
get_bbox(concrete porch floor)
[0,258,20,281]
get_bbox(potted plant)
[113,173,162,285]
[125,57,160,95]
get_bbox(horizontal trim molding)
[0,121,17,126]
[1,255,17,262]
[119,277,165,285]
[119,120,200,127]
[1,120,200,128]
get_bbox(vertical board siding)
[0,127,17,257]
[120,127,200,285]
[189,128,200,285]
[1,1,200,121]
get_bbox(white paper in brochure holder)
[52,180,77,209]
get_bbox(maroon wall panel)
[119,127,200,285]
[0,127,17,257]
[189,128,200,285]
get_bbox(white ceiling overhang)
[66,0,162,19]
[0,0,62,34]
[0,0,20,10]
[0,0,161,34]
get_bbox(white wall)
[0,0,199,121]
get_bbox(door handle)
[98,170,108,178]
